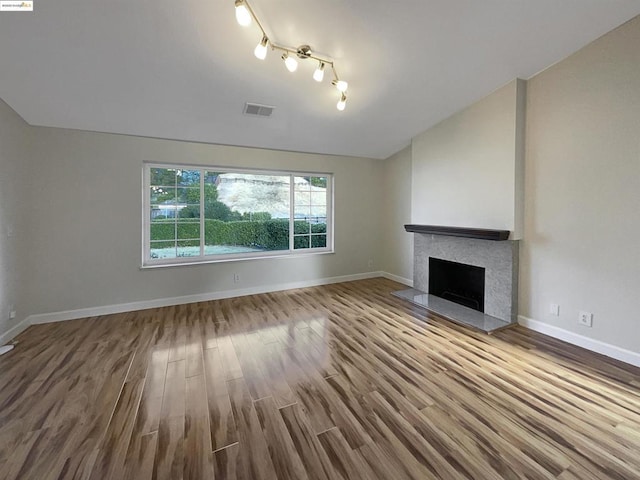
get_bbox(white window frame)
[142,162,334,267]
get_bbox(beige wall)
[521,16,640,352]
[25,127,382,316]
[0,99,31,340]
[381,146,413,283]
[411,79,525,238]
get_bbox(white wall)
[0,99,31,341]
[521,16,640,353]
[381,146,413,284]
[411,79,525,238]
[25,127,382,316]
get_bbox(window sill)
[140,249,335,269]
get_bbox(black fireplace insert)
[429,258,485,312]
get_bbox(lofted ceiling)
[1,1,639,159]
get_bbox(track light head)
[333,80,348,93]
[235,0,252,26]
[254,36,268,60]
[282,53,298,72]
[313,62,325,82]
[337,93,347,111]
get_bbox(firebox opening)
[428,258,485,313]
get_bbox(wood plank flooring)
[1,278,639,479]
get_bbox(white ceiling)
[1,1,639,159]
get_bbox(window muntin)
[143,164,333,266]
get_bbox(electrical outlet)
[550,303,560,316]
[368,259,374,268]
[8,305,16,320]
[578,311,593,327]
[233,273,240,284]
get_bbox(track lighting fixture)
[254,36,268,60]
[232,0,349,111]
[313,61,325,82]
[234,0,252,26]
[282,53,298,72]
[333,80,348,93]
[337,93,347,111]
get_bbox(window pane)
[151,168,177,186]
[150,240,176,259]
[294,176,311,191]
[177,187,200,204]
[150,206,178,221]
[311,234,327,248]
[294,205,311,219]
[150,186,176,205]
[150,221,176,242]
[310,191,326,206]
[203,172,290,255]
[311,223,327,234]
[294,235,310,249]
[177,240,200,258]
[294,190,311,207]
[176,206,200,219]
[294,220,310,235]
[310,176,328,188]
[150,240,175,249]
[177,221,200,240]
[308,215,325,227]
[177,169,200,186]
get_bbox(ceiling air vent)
[243,103,275,117]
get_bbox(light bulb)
[313,62,325,82]
[282,53,298,72]
[334,80,348,92]
[235,0,251,26]
[254,36,268,60]
[337,93,347,111]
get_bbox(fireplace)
[393,225,519,333]
[429,258,485,312]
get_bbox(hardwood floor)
[1,277,639,479]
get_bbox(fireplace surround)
[395,225,519,333]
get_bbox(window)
[143,164,333,266]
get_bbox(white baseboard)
[518,315,640,368]
[27,271,383,326]
[0,317,31,346]
[381,272,413,287]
